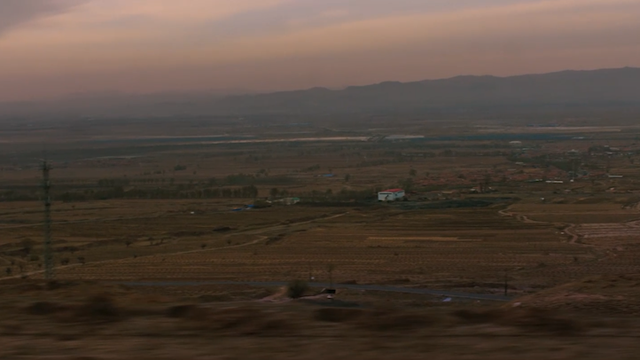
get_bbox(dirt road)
[119,280,512,302]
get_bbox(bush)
[452,308,584,335]
[45,280,78,291]
[355,308,437,331]
[198,294,234,303]
[26,301,66,316]
[208,307,264,331]
[76,294,119,321]
[497,308,585,335]
[314,308,364,323]
[452,309,504,324]
[287,280,309,299]
[201,307,296,336]
[166,304,203,319]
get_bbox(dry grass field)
[3,117,640,358]
[0,201,601,294]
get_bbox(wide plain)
[2,115,640,358]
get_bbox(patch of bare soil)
[577,223,640,240]
[506,274,640,315]
[257,286,290,303]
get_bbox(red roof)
[381,189,404,193]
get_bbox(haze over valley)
[2,1,640,359]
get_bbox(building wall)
[378,191,405,201]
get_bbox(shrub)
[198,294,234,303]
[287,280,309,299]
[166,304,203,318]
[208,307,264,330]
[76,294,119,321]
[452,308,585,335]
[207,307,296,336]
[26,301,65,316]
[314,308,364,323]
[497,308,585,335]
[356,308,437,331]
[452,309,504,324]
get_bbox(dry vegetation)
[1,279,640,359]
[2,116,640,358]
[0,279,636,359]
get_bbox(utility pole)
[42,160,54,280]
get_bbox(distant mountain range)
[2,67,640,118]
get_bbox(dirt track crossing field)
[4,197,640,297]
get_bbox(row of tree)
[58,185,263,201]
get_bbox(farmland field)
[3,116,640,358]
[3,117,640,289]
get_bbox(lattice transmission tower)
[42,160,54,279]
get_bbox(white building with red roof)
[378,188,405,202]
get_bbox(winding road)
[499,205,583,244]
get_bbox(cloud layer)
[0,0,85,36]
[1,0,639,101]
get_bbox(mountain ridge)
[216,67,640,114]
[2,67,640,118]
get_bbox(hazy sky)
[1,0,639,101]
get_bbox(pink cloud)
[0,0,639,100]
